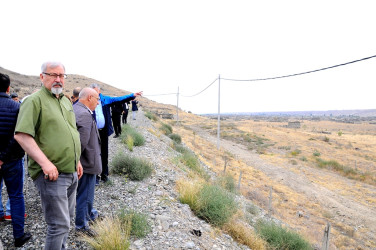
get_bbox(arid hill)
[2,66,376,249]
[0,66,178,115]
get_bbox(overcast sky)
[1,0,376,114]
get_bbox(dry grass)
[169,112,376,249]
[223,218,267,250]
[81,216,131,250]
[176,178,204,211]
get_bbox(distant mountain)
[222,109,376,117]
[204,109,376,118]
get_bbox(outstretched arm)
[102,91,143,105]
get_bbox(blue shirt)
[95,99,105,129]
[95,92,135,131]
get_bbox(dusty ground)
[172,114,376,250]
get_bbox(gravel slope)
[0,109,254,249]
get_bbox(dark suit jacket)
[73,102,102,175]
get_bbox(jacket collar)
[0,92,11,98]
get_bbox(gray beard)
[51,87,63,95]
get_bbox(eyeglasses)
[43,72,67,79]
[91,95,100,101]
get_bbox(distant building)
[287,121,301,128]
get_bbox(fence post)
[268,186,273,216]
[223,155,228,173]
[176,86,179,124]
[322,222,331,250]
[237,171,242,190]
[217,75,221,149]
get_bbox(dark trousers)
[75,173,97,229]
[122,110,129,124]
[112,113,122,136]
[0,159,25,239]
[99,129,109,181]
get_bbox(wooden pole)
[223,155,227,173]
[268,186,273,216]
[176,86,179,123]
[237,171,242,190]
[217,75,221,149]
[322,222,331,250]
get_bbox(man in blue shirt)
[90,83,142,183]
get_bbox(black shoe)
[15,232,32,247]
[101,176,109,183]
[89,214,105,225]
[113,134,119,138]
[76,228,97,237]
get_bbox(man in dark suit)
[111,101,123,138]
[73,87,102,236]
[122,101,130,124]
[90,83,142,183]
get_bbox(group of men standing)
[0,61,141,248]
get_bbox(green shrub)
[144,111,158,121]
[216,173,237,193]
[168,133,182,144]
[316,158,357,175]
[278,146,291,150]
[256,220,312,250]
[290,149,301,156]
[313,151,321,157]
[196,184,237,227]
[245,203,259,216]
[172,142,190,154]
[125,134,134,151]
[160,122,173,135]
[175,151,209,180]
[118,209,151,238]
[111,152,152,181]
[120,124,145,147]
[181,152,200,171]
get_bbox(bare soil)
[189,124,376,249]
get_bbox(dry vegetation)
[2,66,375,249]
[166,111,376,249]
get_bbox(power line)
[144,92,177,97]
[180,77,218,97]
[144,54,376,98]
[221,54,376,82]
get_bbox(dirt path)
[190,125,376,248]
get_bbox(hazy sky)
[1,0,376,114]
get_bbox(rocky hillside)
[0,107,269,249]
[0,66,172,114]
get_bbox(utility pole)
[217,75,221,149]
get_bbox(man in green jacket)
[15,61,83,250]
